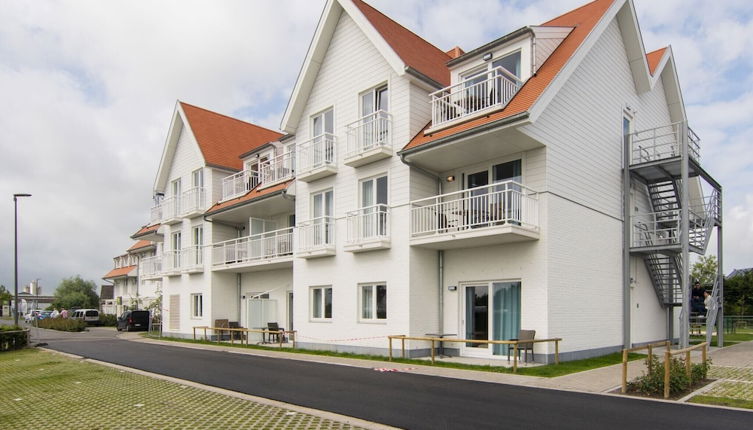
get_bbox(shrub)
[0,326,29,351]
[37,318,87,332]
[99,314,117,327]
[628,354,711,397]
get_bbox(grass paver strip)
[0,349,363,429]
[689,366,753,410]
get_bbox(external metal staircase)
[628,121,723,346]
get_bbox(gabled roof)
[131,224,160,239]
[127,240,154,253]
[403,0,615,152]
[103,265,137,280]
[402,0,685,154]
[180,102,283,171]
[280,0,450,133]
[350,0,450,87]
[204,180,294,217]
[646,47,667,75]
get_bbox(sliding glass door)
[463,281,521,356]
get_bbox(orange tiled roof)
[403,0,615,152]
[205,180,293,216]
[127,240,154,252]
[103,265,137,279]
[180,102,284,171]
[131,223,160,239]
[351,0,451,87]
[646,47,667,75]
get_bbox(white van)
[71,309,100,325]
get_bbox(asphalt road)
[39,329,750,430]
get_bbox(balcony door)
[361,85,388,149]
[171,231,181,269]
[466,170,489,227]
[361,175,388,238]
[312,109,334,165]
[462,281,521,357]
[493,160,522,223]
[312,190,333,245]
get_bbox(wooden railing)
[387,335,561,372]
[193,325,297,349]
[620,340,671,394]
[620,340,709,398]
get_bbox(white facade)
[127,0,719,361]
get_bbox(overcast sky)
[1,0,750,294]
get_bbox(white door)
[246,298,278,343]
[461,282,521,358]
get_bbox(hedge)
[0,326,29,352]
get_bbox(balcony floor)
[212,256,293,273]
[411,223,539,250]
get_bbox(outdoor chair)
[228,321,245,341]
[267,322,285,343]
[214,319,229,341]
[508,329,536,363]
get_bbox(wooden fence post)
[685,350,691,379]
[621,349,628,394]
[388,337,393,361]
[513,343,519,373]
[555,339,560,365]
[193,327,196,341]
[401,337,405,359]
[431,340,436,364]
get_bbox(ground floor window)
[360,283,386,321]
[311,286,332,320]
[191,293,203,318]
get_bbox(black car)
[116,310,150,332]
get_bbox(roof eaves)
[204,189,286,218]
[447,26,533,68]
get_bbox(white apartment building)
[102,240,161,315]
[127,0,722,362]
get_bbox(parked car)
[116,310,150,332]
[24,310,42,323]
[71,309,100,325]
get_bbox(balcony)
[163,250,182,276]
[222,170,260,201]
[140,255,162,279]
[259,152,295,188]
[429,67,523,132]
[211,227,294,272]
[297,133,337,182]
[629,122,704,184]
[180,187,207,217]
[344,111,392,167]
[297,217,336,258]
[158,196,181,224]
[410,181,539,249]
[181,246,204,273]
[345,204,390,252]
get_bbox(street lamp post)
[13,193,32,327]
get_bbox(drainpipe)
[237,273,242,322]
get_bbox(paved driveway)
[38,329,751,430]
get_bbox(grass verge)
[144,334,642,378]
[0,349,361,429]
[688,395,753,410]
[690,332,753,346]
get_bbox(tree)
[691,255,718,287]
[0,285,11,316]
[725,271,753,316]
[51,276,100,310]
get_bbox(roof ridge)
[179,101,283,136]
[351,0,451,60]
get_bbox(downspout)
[237,273,242,323]
[531,32,537,75]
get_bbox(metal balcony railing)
[163,250,182,273]
[297,133,337,175]
[632,208,707,249]
[430,66,523,129]
[630,122,700,165]
[346,204,389,244]
[345,111,391,159]
[180,187,206,215]
[259,152,295,186]
[410,181,539,237]
[221,170,259,201]
[140,255,162,277]
[212,227,294,266]
[297,217,335,252]
[181,246,203,269]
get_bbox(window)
[312,108,334,138]
[492,51,521,79]
[171,231,182,268]
[311,109,335,165]
[192,169,204,188]
[171,178,181,197]
[192,226,203,265]
[360,175,388,237]
[191,293,203,318]
[360,284,387,320]
[311,286,332,320]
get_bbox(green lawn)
[0,349,362,429]
[689,395,753,410]
[147,334,642,378]
[690,331,753,346]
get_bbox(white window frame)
[310,286,332,321]
[311,108,334,138]
[171,178,182,198]
[192,168,204,188]
[190,293,203,318]
[359,283,387,322]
